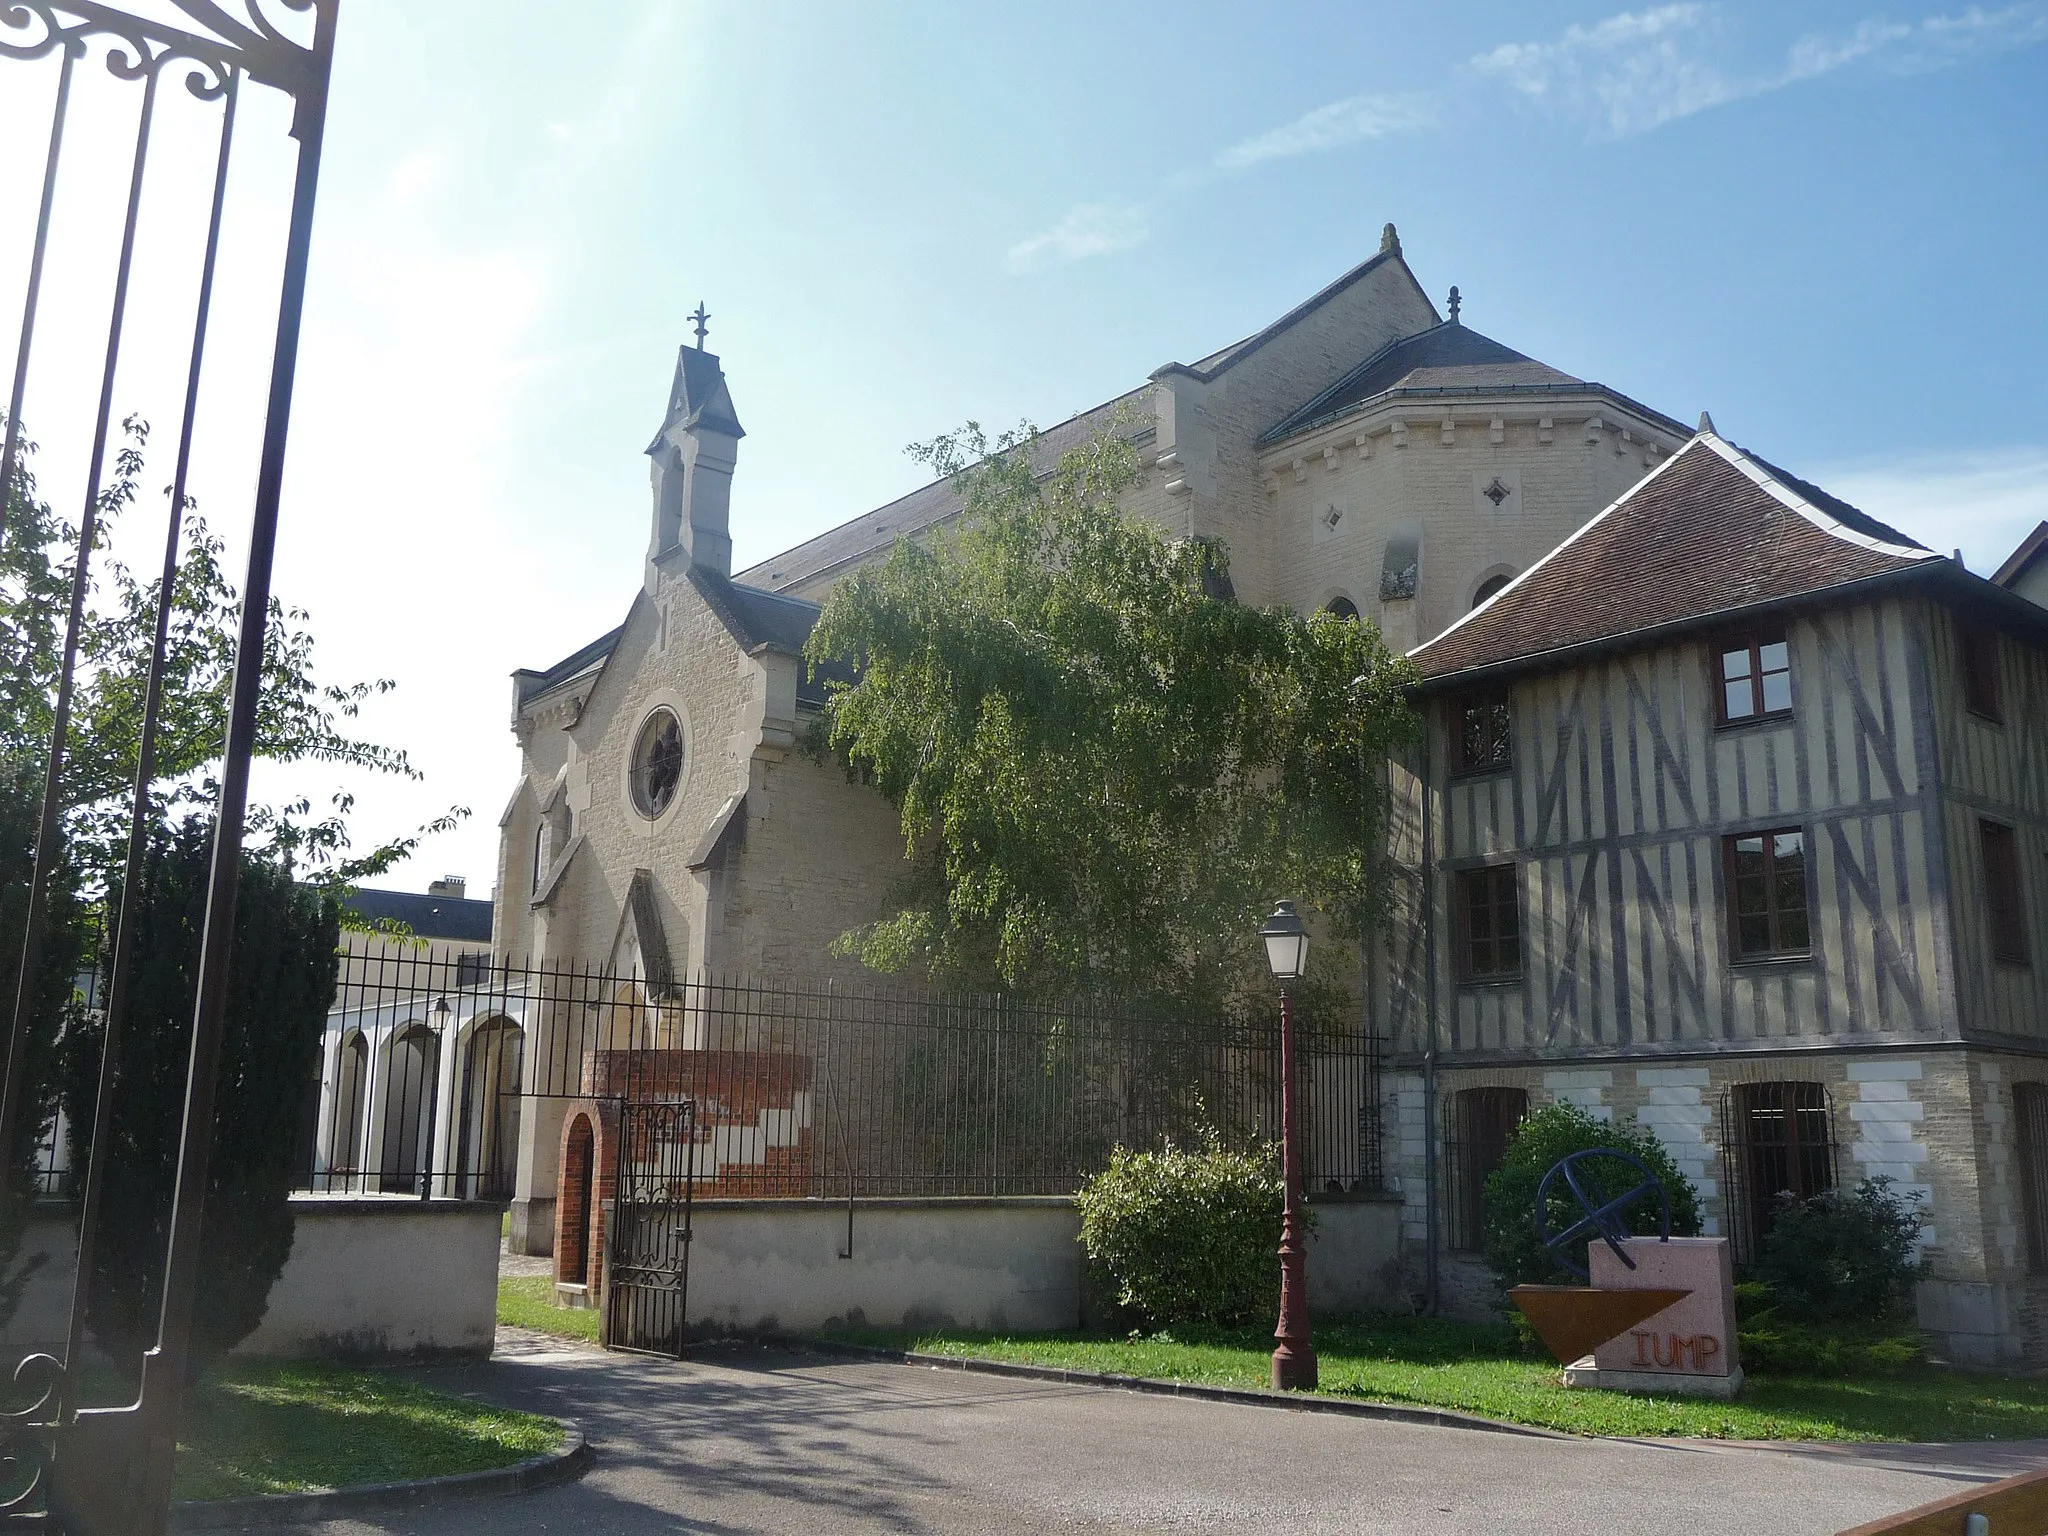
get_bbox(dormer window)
[1718,631,1792,724]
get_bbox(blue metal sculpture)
[1535,1149,1671,1280]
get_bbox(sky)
[1,0,2045,903]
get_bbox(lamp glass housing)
[1259,902,1310,983]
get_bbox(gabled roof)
[685,564,854,704]
[341,886,493,943]
[735,241,1432,595]
[1153,242,1428,383]
[1262,322,1576,445]
[1409,429,1939,685]
[1259,319,1689,448]
[645,345,743,455]
[731,388,1153,593]
[1993,521,2048,589]
[514,622,625,706]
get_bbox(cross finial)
[690,301,710,349]
[1447,286,1461,324]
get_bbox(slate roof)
[514,623,624,706]
[342,887,494,943]
[732,387,1154,593]
[736,244,1432,594]
[646,344,744,453]
[1409,430,1940,686]
[687,564,853,704]
[1994,521,2048,589]
[1259,320,1689,447]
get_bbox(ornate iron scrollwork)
[0,2,336,1529]
[0,1355,62,1513]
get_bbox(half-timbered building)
[1388,420,2048,1364]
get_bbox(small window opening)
[1718,632,1792,723]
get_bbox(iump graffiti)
[1509,1150,1745,1400]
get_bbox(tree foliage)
[1,415,462,886]
[804,420,1418,1001]
[1481,1102,1702,1291]
[62,818,339,1377]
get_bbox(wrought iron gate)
[0,3,337,1530]
[603,1097,697,1358]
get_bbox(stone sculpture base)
[1564,1358,1746,1400]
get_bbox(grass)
[172,1359,560,1501]
[825,1314,2048,1442]
[498,1274,602,1344]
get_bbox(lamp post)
[1259,900,1317,1391]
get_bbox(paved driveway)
[286,1333,2018,1535]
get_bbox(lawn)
[172,1359,561,1501]
[826,1314,2048,1442]
[499,1274,602,1344]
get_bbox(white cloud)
[1471,1,2048,138]
[1810,448,2048,576]
[1005,202,1150,274]
[1469,4,1746,137]
[1214,94,1433,171]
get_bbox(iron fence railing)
[297,939,1384,1204]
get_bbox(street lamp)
[1258,900,1317,1391]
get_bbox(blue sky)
[3,1,2045,898]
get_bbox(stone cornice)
[1258,385,1689,475]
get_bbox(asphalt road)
[281,1331,2021,1536]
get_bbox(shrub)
[1481,1102,1701,1291]
[1753,1176,1926,1325]
[1076,1135,1296,1329]
[63,818,338,1378]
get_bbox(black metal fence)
[297,939,1383,1204]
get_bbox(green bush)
[1753,1176,1926,1325]
[1076,1135,1297,1329]
[1481,1102,1701,1291]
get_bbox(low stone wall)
[238,1196,503,1360]
[671,1193,1406,1336]
[4,1197,502,1363]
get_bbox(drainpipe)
[1420,726,1442,1316]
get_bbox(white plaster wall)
[238,1199,502,1359]
[1304,1199,1407,1314]
[1634,1066,1721,1236]
[682,1195,1405,1335]
[687,1198,1083,1334]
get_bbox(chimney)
[427,875,467,899]
[647,342,744,584]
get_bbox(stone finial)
[1698,410,1717,435]
[1380,222,1400,255]
[1447,286,1462,324]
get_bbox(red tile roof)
[1410,432,1938,683]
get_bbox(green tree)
[61,818,339,1377]
[1481,1102,1702,1291]
[804,421,1417,1004]
[0,414,455,1328]
[1,415,461,883]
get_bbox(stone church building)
[488,226,2048,1367]
[494,226,1689,991]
